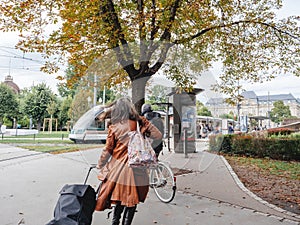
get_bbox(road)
[0,143,299,225]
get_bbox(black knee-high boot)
[121,205,137,225]
[112,202,124,225]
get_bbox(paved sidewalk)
[160,140,300,222]
[0,142,299,225]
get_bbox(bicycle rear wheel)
[150,162,176,203]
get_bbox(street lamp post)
[236,102,241,131]
[87,96,92,108]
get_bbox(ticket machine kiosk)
[168,88,203,153]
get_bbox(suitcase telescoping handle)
[84,164,97,185]
[84,164,103,199]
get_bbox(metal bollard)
[183,128,188,158]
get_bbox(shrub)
[231,134,253,156]
[208,134,224,152]
[252,138,271,158]
[219,135,233,153]
[290,133,300,139]
[267,138,300,161]
[208,133,300,161]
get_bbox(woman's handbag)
[127,122,158,167]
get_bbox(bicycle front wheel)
[150,162,176,203]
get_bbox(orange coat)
[95,117,162,211]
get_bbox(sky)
[0,33,62,93]
[207,0,300,100]
[0,0,299,99]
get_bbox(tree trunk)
[12,118,16,129]
[37,120,42,131]
[131,76,150,114]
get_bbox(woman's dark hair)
[110,97,140,124]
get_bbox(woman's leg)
[121,205,137,225]
[112,202,124,225]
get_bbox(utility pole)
[268,91,271,128]
[102,86,106,105]
[236,78,241,131]
[93,74,97,107]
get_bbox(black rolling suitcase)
[46,165,100,225]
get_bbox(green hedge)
[209,134,300,161]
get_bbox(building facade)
[205,91,300,128]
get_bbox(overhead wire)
[0,45,66,73]
[0,46,46,64]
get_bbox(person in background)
[200,123,208,138]
[141,104,165,159]
[228,123,234,134]
[95,97,162,225]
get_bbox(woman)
[95,97,162,225]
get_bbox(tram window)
[96,121,106,130]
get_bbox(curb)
[220,155,300,222]
[175,190,300,225]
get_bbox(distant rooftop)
[206,97,225,105]
[2,75,20,94]
[241,91,257,99]
[258,93,297,102]
[206,91,299,104]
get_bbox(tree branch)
[138,0,180,77]
[259,21,300,41]
[174,20,300,44]
[150,42,173,74]
[150,0,156,39]
[137,0,146,40]
[137,0,149,76]
[100,0,136,77]
[136,0,182,77]
[160,0,181,41]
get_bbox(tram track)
[0,152,45,163]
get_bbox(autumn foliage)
[1,0,300,109]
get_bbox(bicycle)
[91,161,176,204]
[149,161,177,203]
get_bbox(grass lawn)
[1,131,69,139]
[0,139,74,144]
[0,131,104,154]
[19,144,102,154]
